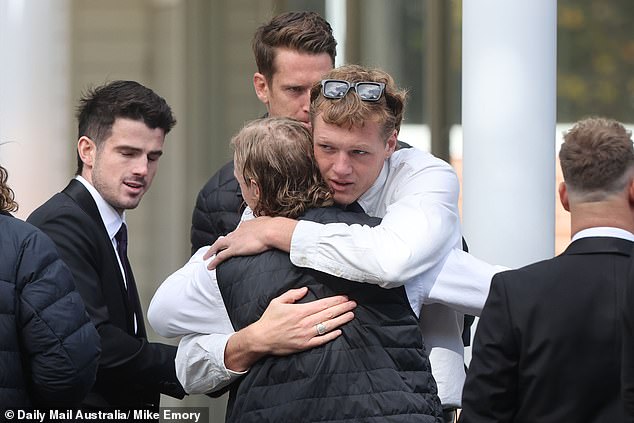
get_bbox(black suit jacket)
[28,179,184,409]
[623,253,634,423]
[460,236,631,423]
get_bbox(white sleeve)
[147,247,234,338]
[290,151,461,288]
[407,248,508,316]
[426,249,508,316]
[175,333,247,395]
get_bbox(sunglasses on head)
[320,79,386,102]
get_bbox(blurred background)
[1,0,633,419]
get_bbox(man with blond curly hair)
[151,117,445,422]
[155,65,501,421]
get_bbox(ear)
[558,181,570,212]
[250,179,260,201]
[385,129,398,157]
[77,136,97,176]
[253,73,269,106]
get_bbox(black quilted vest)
[216,207,443,423]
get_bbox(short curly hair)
[0,165,18,213]
[310,64,408,141]
[559,117,634,201]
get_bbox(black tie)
[115,223,144,336]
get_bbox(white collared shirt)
[148,215,253,394]
[291,148,464,286]
[572,226,634,242]
[148,248,243,394]
[75,176,127,286]
[75,175,137,332]
[289,148,502,407]
[149,148,502,403]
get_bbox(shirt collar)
[75,175,126,240]
[355,159,390,215]
[572,227,634,243]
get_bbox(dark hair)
[310,64,408,140]
[232,117,333,218]
[560,116,634,200]
[75,80,176,174]
[0,164,18,213]
[252,11,337,82]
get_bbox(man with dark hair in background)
[28,80,185,415]
[190,10,337,251]
[189,12,483,419]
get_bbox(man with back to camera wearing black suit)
[459,117,634,423]
[624,264,634,422]
[28,80,185,415]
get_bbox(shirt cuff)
[176,333,247,395]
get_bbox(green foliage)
[558,0,634,122]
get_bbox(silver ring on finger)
[315,322,327,336]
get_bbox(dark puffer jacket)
[190,161,243,253]
[0,212,100,408]
[216,207,443,423]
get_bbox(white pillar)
[326,0,346,66]
[462,0,557,268]
[0,0,71,219]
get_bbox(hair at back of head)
[559,116,634,200]
[232,117,333,218]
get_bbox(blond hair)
[232,117,333,218]
[310,64,407,140]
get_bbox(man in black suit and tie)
[460,117,634,423]
[28,80,185,412]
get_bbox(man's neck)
[569,199,634,237]
[75,175,125,239]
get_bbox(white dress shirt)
[149,148,502,400]
[572,226,634,243]
[291,148,462,286]
[148,247,244,394]
[76,175,138,332]
[76,175,127,280]
[148,244,498,395]
[290,147,484,407]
